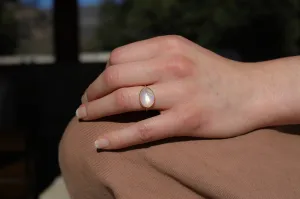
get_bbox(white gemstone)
[139,87,155,108]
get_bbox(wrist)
[246,57,300,127]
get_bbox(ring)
[139,86,155,110]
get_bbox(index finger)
[94,111,181,150]
[108,35,182,65]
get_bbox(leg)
[59,113,300,199]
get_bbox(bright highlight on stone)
[139,87,155,109]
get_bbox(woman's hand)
[76,35,266,150]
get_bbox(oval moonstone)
[139,87,155,108]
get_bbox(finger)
[108,35,203,67]
[81,59,111,103]
[105,60,110,68]
[85,58,161,102]
[81,58,111,103]
[108,35,196,65]
[77,83,181,120]
[94,111,183,150]
[108,36,166,65]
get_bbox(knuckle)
[167,35,185,43]
[165,55,194,78]
[109,47,122,65]
[137,123,152,142]
[114,89,130,110]
[103,66,120,87]
[177,105,202,132]
[180,112,195,127]
[110,133,123,148]
[164,35,185,51]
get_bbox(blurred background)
[0,0,299,198]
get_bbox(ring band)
[139,86,155,110]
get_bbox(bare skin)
[74,35,300,150]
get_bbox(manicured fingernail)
[76,104,87,119]
[95,139,109,149]
[81,93,88,103]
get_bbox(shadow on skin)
[272,125,300,136]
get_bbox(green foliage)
[92,0,300,60]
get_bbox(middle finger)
[85,58,163,102]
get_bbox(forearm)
[250,56,300,127]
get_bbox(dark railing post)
[53,0,79,64]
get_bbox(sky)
[21,0,103,9]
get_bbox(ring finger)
[76,83,182,120]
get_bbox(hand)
[76,35,264,150]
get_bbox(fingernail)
[81,93,88,103]
[95,139,110,149]
[76,104,87,119]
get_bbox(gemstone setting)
[139,87,155,109]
